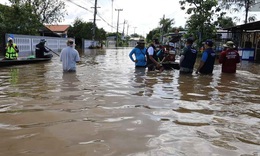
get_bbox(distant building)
[224,20,260,62]
[128,37,140,47]
[44,25,70,38]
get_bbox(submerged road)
[0,47,259,156]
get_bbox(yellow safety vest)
[5,43,18,59]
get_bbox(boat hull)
[0,58,52,67]
[162,62,180,70]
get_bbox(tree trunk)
[244,0,250,24]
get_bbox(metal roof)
[224,20,260,31]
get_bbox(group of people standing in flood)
[129,38,241,74]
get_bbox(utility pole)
[160,14,165,43]
[91,0,100,47]
[115,8,123,47]
[134,27,137,34]
[122,20,126,39]
[111,0,114,32]
[127,24,130,36]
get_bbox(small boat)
[0,57,52,67]
[162,61,180,70]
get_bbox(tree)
[215,16,236,29]
[219,0,257,24]
[95,28,107,46]
[0,3,41,36]
[159,17,175,35]
[146,28,161,43]
[68,18,107,48]
[9,0,66,24]
[179,0,221,46]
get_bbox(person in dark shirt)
[179,38,197,74]
[219,41,240,73]
[146,38,163,72]
[35,39,53,58]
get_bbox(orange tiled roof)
[45,25,70,32]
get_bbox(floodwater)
[0,47,259,156]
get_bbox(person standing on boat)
[4,37,19,60]
[146,38,163,72]
[179,38,197,74]
[129,39,147,68]
[196,39,216,74]
[60,39,80,72]
[35,39,53,58]
[219,41,240,73]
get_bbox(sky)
[60,0,189,36]
[1,0,260,37]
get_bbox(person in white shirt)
[146,38,163,72]
[60,39,80,72]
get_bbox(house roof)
[45,25,70,32]
[224,20,260,31]
[39,25,61,37]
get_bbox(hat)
[40,39,46,43]
[204,39,214,47]
[223,41,234,48]
[8,37,13,42]
[137,39,145,44]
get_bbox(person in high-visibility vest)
[5,37,19,60]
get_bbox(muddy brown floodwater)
[0,47,259,156]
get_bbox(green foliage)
[179,0,220,48]
[0,3,42,44]
[160,18,175,35]
[219,0,257,23]
[130,33,140,38]
[215,16,236,29]
[146,28,161,43]
[96,28,107,42]
[67,18,107,48]
[9,0,66,24]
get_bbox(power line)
[65,0,93,13]
[64,0,117,31]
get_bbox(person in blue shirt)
[129,39,147,68]
[196,39,216,74]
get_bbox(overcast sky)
[61,0,189,36]
[1,0,260,36]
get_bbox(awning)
[224,20,260,31]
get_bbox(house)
[44,25,70,38]
[224,20,260,62]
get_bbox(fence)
[4,34,72,57]
[83,40,98,49]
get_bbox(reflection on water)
[0,48,259,156]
